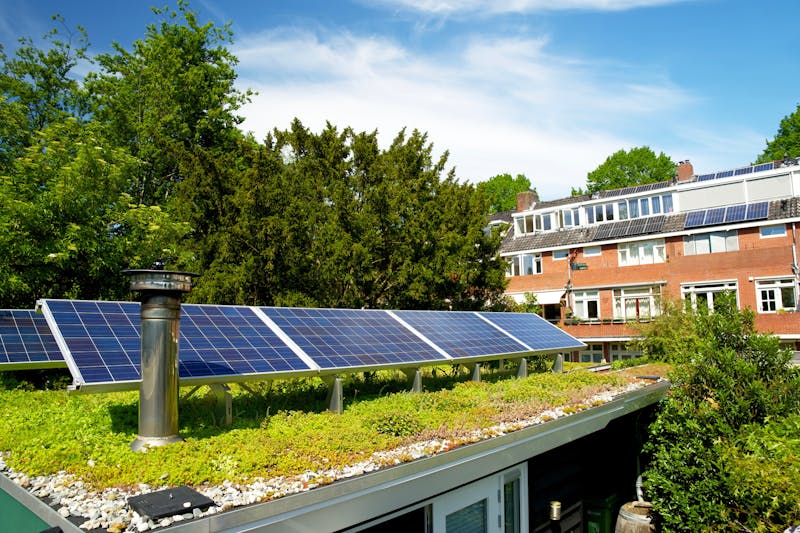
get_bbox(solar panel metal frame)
[684,210,707,228]
[0,310,66,370]
[39,299,318,393]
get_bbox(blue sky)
[1,0,798,200]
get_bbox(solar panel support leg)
[402,368,423,393]
[471,364,482,383]
[552,353,563,374]
[325,376,344,414]
[517,358,528,379]
[210,384,232,427]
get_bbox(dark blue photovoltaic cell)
[393,310,529,359]
[684,211,706,228]
[261,307,445,369]
[476,312,584,351]
[725,204,747,223]
[716,170,734,179]
[42,300,310,386]
[697,173,716,182]
[753,162,773,173]
[0,310,64,368]
[745,201,769,220]
[703,207,725,225]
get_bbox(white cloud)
[233,27,703,200]
[367,0,689,15]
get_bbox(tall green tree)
[87,0,250,206]
[476,173,532,213]
[757,103,800,163]
[573,146,675,195]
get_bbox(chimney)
[677,160,694,182]
[123,269,197,451]
[516,190,539,212]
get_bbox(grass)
[0,362,669,491]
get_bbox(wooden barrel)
[615,501,655,533]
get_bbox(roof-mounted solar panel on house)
[703,207,726,226]
[684,210,707,228]
[724,204,747,223]
[734,166,753,176]
[745,201,769,221]
[0,310,65,370]
[716,170,734,179]
[753,162,774,173]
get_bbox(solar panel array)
[683,201,770,230]
[601,180,671,198]
[0,310,64,370]
[697,161,776,182]
[594,215,665,241]
[36,300,583,392]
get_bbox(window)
[618,239,665,266]
[618,201,628,220]
[756,278,796,313]
[613,286,661,321]
[433,466,527,533]
[583,246,601,257]
[609,343,643,361]
[573,290,600,320]
[681,282,738,311]
[541,213,552,231]
[506,254,542,276]
[628,199,639,218]
[562,208,581,228]
[760,224,786,238]
[514,214,535,235]
[662,194,674,213]
[651,196,662,214]
[579,343,604,363]
[586,206,595,224]
[605,204,614,221]
[553,250,569,261]
[640,198,650,216]
[684,230,738,255]
[594,205,605,222]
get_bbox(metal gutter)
[157,380,668,533]
[0,470,83,533]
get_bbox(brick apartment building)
[495,158,800,363]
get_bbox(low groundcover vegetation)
[0,365,665,490]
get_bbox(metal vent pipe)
[123,269,197,452]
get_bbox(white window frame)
[681,281,738,311]
[613,286,662,321]
[755,278,797,313]
[760,224,786,238]
[684,230,739,255]
[553,249,569,261]
[505,253,542,276]
[573,290,600,321]
[618,239,665,267]
[583,246,601,257]
[579,343,605,363]
[433,465,528,533]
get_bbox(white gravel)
[1,380,654,532]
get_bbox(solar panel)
[697,173,716,182]
[753,162,774,173]
[594,225,613,240]
[628,219,647,236]
[392,310,529,359]
[745,201,769,220]
[609,221,631,239]
[0,310,65,369]
[260,307,446,369]
[644,216,665,233]
[703,207,725,225]
[40,300,313,391]
[733,166,753,176]
[684,211,707,228]
[724,204,746,223]
[476,312,584,352]
[716,170,734,179]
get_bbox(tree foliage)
[573,146,675,195]
[757,103,800,163]
[0,3,508,311]
[641,293,800,531]
[476,173,532,213]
